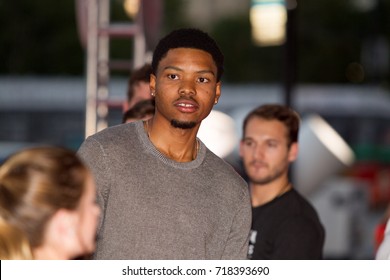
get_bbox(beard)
[171,119,197,129]
[249,168,284,185]
[246,160,289,185]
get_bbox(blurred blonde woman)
[0,146,100,260]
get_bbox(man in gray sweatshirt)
[78,28,251,259]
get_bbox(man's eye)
[168,74,178,79]
[268,142,277,148]
[244,140,254,147]
[198,77,209,83]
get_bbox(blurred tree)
[0,0,389,85]
[211,16,282,83]
[298,1,363,83]
[162,0,187,34]
[297,0,390,85]
[0,1,84,75]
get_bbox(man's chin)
[249,173,273,185]
[171,119,197,129]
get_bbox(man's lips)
[174,99,199,113]
[250,161,268,169]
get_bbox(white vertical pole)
[85,0,99,138]
[96,0,110,132]
[133,0,146,68]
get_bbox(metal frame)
[84,0,146,137]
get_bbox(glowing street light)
[250,0,287,47]
[123,0,140,19]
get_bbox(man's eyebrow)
[197,70,215,76]
[243,136,253,141]
[162,66,216,76]
[163,66,183,72]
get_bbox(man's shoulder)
[82,123,140,152]
[267,190,319,221]
[90,123,136,141]
[289,189,319,214]
[78,123,139,158]
[207,151,246,180]
[260,195,323,241]
[279,190,324,230]
[204,150,249,197]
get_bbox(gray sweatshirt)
[78,120,251,259]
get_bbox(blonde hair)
[0,218,33,259]
[0,146,88,255]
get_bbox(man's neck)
[250,177,291,207]
[144,118,200,162]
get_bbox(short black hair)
[151,28,224,81]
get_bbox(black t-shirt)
[248,188,325,260]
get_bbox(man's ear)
[288,142,299,163]
[240,139,249,159]
[150,74,156,95]
[214,82,221,104]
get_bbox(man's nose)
[179,79,196,96]
[253,144,264,159]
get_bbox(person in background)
[78,28,251,260]
[376,218,390,259]
[122,99,155,123]
[124,63,153,112]
[375,202,390,259]
[0,146,100,260]
[240,104,325,259]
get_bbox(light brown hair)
[0,218,33,259]
[127,63,152,103]
[0,146,88,251]
[242,104,301,147]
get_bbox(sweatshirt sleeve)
[222,186,252,259]
[77,136,112,235]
